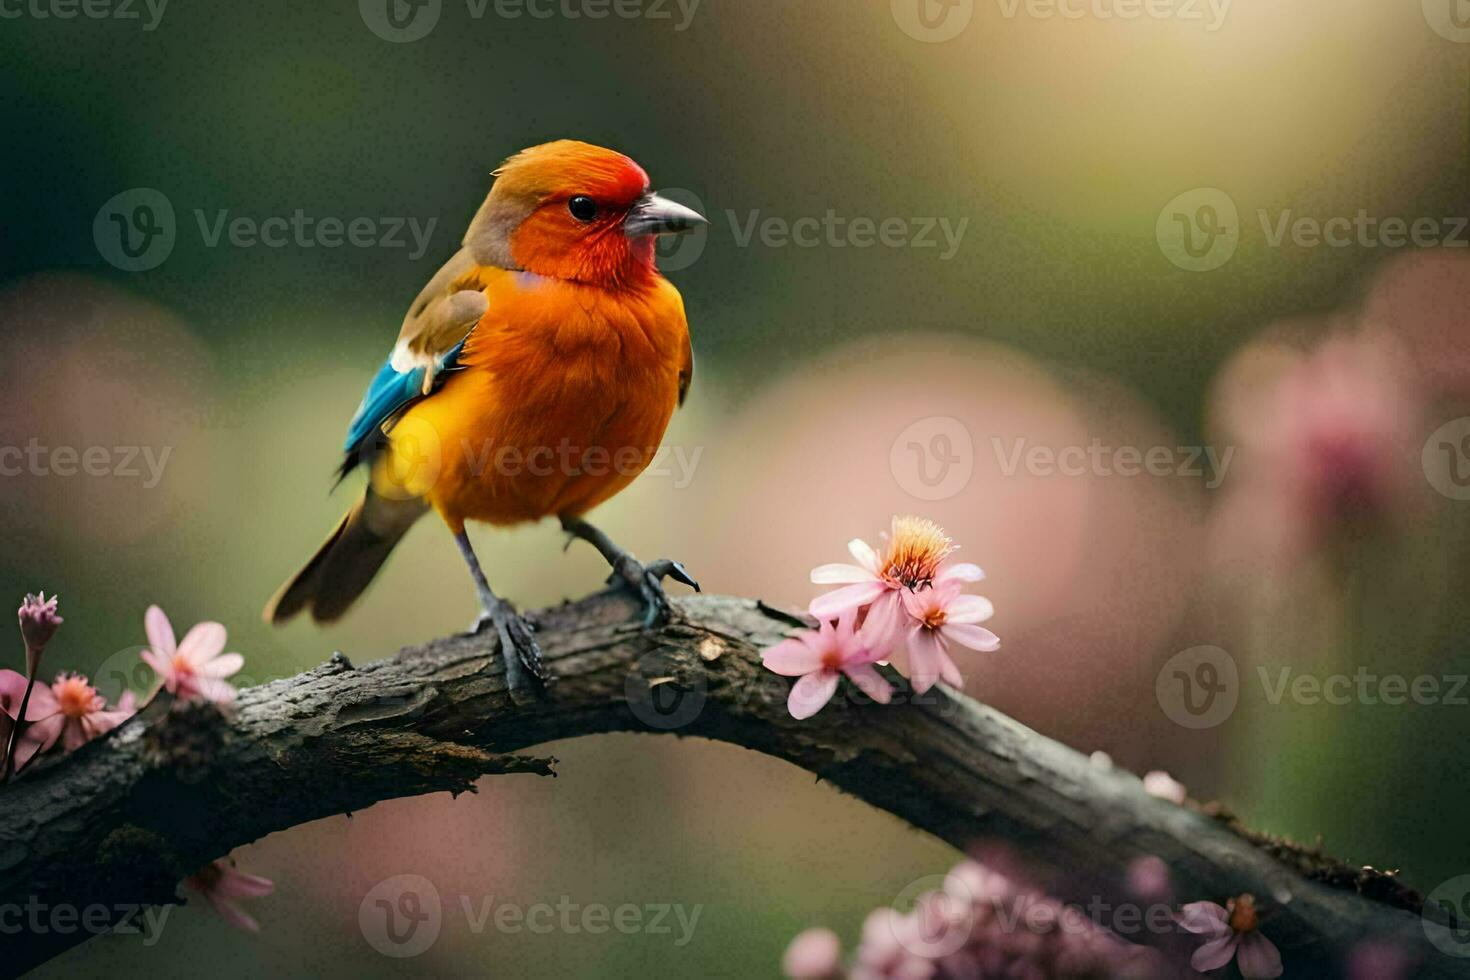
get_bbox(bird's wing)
[390,247,489,376]
[337,248,491,480]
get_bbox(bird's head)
[463,140,706,287]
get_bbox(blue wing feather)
[335,340,466,481]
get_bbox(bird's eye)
[568,195,598,222]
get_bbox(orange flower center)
[922,609,947,630]
[170,653,196,677]
[880,516,954,591]
[1228,894,1259,934]
[53,675,101,719]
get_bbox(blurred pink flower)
[17,592,61,673]
[1345,939,1413,980]
[763,613,891,719]
[1,672,135,770]
[1179,896,1282,978]
[1125,855,1172,903]
[784,927,843,979]
[185,859,274,933]
[0,669,59,771]
[809,516,983,647]
[1211,334,1424,569]
[794,856,1166,979]
[1142,770,1186,804]
[141,605,243,705]
[1364,249,1470,403]
[899,581,999,694]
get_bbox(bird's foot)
[607,555,700,629]
[467,600,549,701]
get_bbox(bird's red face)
[464,140,705,287]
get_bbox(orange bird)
[265,141,706,695]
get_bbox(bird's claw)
[467,600,549,701]
[608,556,700,629]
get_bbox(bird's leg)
[558,515,700,628]
[454,530,548,698]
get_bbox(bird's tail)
[264,488,428,625]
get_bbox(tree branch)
[1,592,1461,975]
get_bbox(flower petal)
[810,563,876,585]
[1178,902,1230,935]
[1191,933,1241,972]
[763,638,825,676]
[938,650,963,688]
[848,537,881,574]
[0,670,30,715]
[787,671,840,720]
[843,663,892,705]
[905,627,947,694]
[61,718,90,752]
[215,869,276,899]
[20,681,59,720]
[197,652,244,679]
[809,581,886,619]
[140,648,173,683]
[191,676,237,706]
[14,714,64,768]
[858,591,905,656]
[941,623,1000,653]
[145,605,176,659]
[943,594,995,624]
[177,622,227,666]
[206,895,261,934]
[937,562,984,584]
[1236,932,1283,978]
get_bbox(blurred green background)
[3,1,1469,975]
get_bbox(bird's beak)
[625,192,707,237]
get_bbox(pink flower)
[898,581,999,694]
[1210,333,1424,570]
[1179,895,1282,978]
[783,927,843,979]
[1,671,135,770]
[141,605,243,705]
[763,614,892,719]
[17,592,62,673]
[184,859,274,933]
[1142,769,1187,804]
[809,516,983,647]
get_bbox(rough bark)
[0,592,1462,976]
